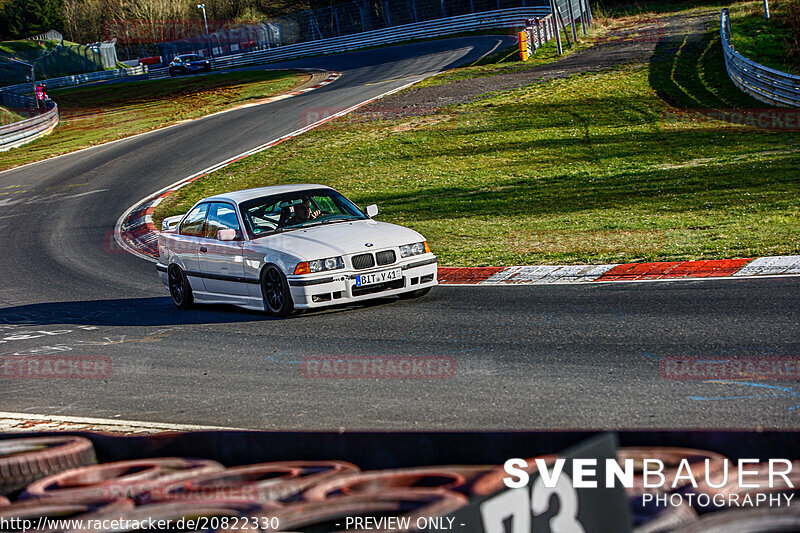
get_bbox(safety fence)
[720,8,800,107]
[149,5,580,78]
[0,100,59,152]
[0,433,798,531]
[156,0,588,61]
[0,36,118,88]
[27,30,64,42]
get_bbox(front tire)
[168,265,193,309]
[261,265,295,317]
[398,287,431,300]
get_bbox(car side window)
[180,203,209,237]
[205,203,240,240]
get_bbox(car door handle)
[200,246,208,253]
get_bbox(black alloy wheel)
[168,265,193,309]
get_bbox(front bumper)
[286,255,437,309]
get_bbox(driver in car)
[285,199,321,226]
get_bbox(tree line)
[0,0,334,44]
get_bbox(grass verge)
[0,69,308,171]
[0,106,24,126]
[154,10,799,267]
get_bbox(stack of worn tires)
[0,436,797,532]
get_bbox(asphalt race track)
[0,37,799,431]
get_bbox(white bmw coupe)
[156,184,437,315]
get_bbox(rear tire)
[168,264,193,309]
[261,265,295,317]
[398,287,431,300]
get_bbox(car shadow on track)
[0,296,400,327]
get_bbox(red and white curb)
[437,257,800,284]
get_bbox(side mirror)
[365,204,379,218]
[217,228,237,241]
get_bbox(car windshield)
[239,188,367,238]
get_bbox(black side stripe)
[157,264,259,284]
[185,270,261,284]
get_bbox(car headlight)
[294,257,344,275]
[400,241,429,258]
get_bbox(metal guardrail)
[720,8,800,108]
[0,101,59,152]
[0,65,148,96]
[149,6,557,78]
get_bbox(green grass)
[727,0,799,74]
[0,70,308,171]
[0,106,24,126]
[0,39,56,59]
[154,9,800,267]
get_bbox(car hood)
[247,219,425,260]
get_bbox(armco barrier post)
[566,0,578,42]
[549,0,564,54]
[554,0,571,47]
[579,0,587,34]
[535,18,543,49]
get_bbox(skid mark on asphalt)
[641,351,800,411]
[689,381,800,411]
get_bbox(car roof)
[204,184,333,204]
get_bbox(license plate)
[355,268,402,287]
